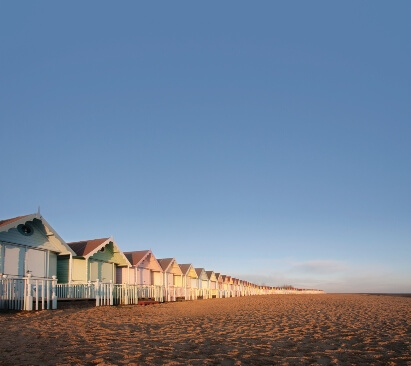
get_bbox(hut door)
[174,275,182,287]
[101,262,113,282]
[26,248,46,278]
[167,274,173,287]
[141,268,151,285]
[3,244,25,277]
[190,277,197,288]
[89,260,99,281]
[152,271,162,286]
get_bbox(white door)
[141,268,151,285]
[152,271,162,286]
[26,248,46,278]
[4,245,25,277]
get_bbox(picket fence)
[1,276,324,311]
[0,274,57,311]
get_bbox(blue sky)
[1,2,410,292]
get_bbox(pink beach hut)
[214,273,224,297]
[120,250,164,301]
[120,250,163,286]
[232,278,241,297]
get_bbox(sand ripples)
[0,294,410,365]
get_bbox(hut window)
[100,247,105,253]
[18,224,33,236]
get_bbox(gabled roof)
[124,250,150,266]
[195,268,208,280]
[214,273,223,282]
[179,264,198,278]
[68,238,109,256]
[222,275,232,284]
[67,237,130,266]
[0,213,75,256]
[205,271,217,281]
[158,258,183,275]
[124,250,162,272]
[0,215,29,229]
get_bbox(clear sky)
[1,2,410,293]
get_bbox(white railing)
[56,281,165,306]
[0,274,57,311]
[187,287,198,300]
[2,276,325,311]
[56,282,96,299]
[164,286,185,302]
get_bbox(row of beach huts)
[0,212,324,311]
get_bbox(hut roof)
[179,264,198,278]
[0,212,75,256]
[205,271,217,281]
[124,250,162,271]
[0,215,29,228]
[158,258,183,275]
[68,238,109,256]
[124,250,150,266]
[68,237,130,266]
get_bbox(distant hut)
[195,268,209,299]
[214,273,224,297]
[205,270,218,298]
[157,258,183,301]
[179,264,198,300]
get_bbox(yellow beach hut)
[179,263,198,300]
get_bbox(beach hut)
[60,237,130,284]
[222,275,234,297]
[157,258,183,301]
[214,272,224,297]
[120,250,163,301]
[120,250,163,285]
[179,264,198,300]
[205,270,218,298]
[195,268,209,299]
[232,278,241,297]
[238,279,245,296]
[0,213,75,310]
[0,213,74,279]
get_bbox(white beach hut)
[157,258,183,301]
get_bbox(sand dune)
[0,294,410,365]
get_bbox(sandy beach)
[0,294,410,365]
